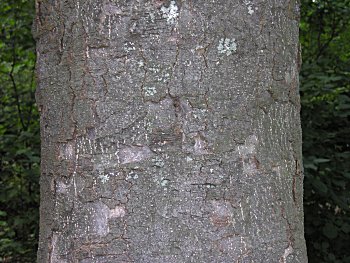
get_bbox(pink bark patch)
[118,145,153,164]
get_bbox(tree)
[34,0,307,262]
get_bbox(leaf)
[15,148,29,155]
[312,179,328,194]
[0,211,7,217]
[313,158,331,164]
[343,172,350,179]
[322,223,338,239]
[304,163,318,170]
[341,223,350,234]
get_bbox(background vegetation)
[300,0,350,262]
[0,0,349,262]
[0,0,39,262]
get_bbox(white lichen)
[217,38,237,56]
[148,66,161,73]
[129,22,137,33]
[138,60,145,68]
[186,156,193,162]
[157,72,170,83]
[248,5,254,15]
[161,1,179,24]
[126,171,139,180]
[244,0,256,15]
[193,108,207,119]
[152,156,165,167]
[144,86,157,96]
[145,120,153,132]
[149,12,155,23]
[123,42,135,53]
[99,173,109,183]
[160,178,170,187]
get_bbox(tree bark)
[34,0,307,262]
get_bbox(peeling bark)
[35,0,307,262]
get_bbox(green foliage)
[300,0,350,262]
[0,0,39,262]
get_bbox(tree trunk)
[34,0,307,262]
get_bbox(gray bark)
[34,0,307,262]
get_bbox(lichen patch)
[160,178,170,187]
[248,5,254,14]
[161,1,179,24]
[144,86,157,96]
[244,0,255,15]
[98,172,110,183]
[217,38,237,56]
[152,156,165,167]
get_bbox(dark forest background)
[0,0,349,262]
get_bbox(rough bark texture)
[34,0,307,262]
